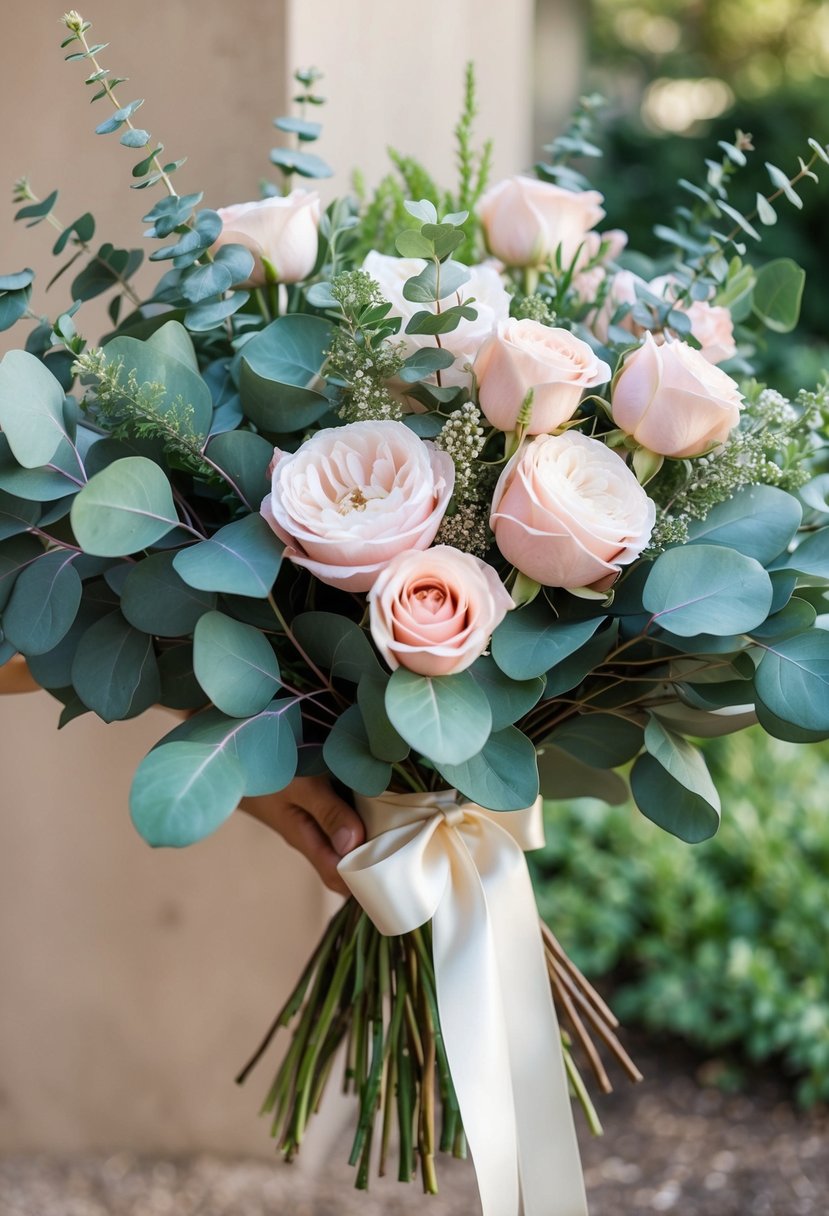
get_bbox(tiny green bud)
[61,10,86,34]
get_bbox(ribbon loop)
[338,791,589,1216]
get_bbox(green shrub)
[531,727,829,1104]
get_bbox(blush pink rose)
[261,421,455,592]
[611,333,743,458]
[570,228,629,302]
[588,268,650,344]
[490,430,655,589]
[649,275,737,365]
[474,319,611,434]
[478,176,605,269]
[214,190,320,286]
[368,545,513,676]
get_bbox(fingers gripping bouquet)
[2,15,829,1214]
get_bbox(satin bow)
[338,789,588,1216]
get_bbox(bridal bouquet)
[2,12,829,1215]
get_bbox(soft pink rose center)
[405,580,458,625]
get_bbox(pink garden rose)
[362,251,510,386]
[478,176,605,269]
[474,319,611,434]
[611,333,743,458]
[261,421,455,592]
[649,275,737,364]
[368,546,513,676]
[490,430,655,589]
[588,268,650,345]
[214,190,320,286]
[570,228,628,303]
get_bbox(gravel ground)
[1,1040,826,1215]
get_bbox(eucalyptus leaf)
[240,314,335,432]
[753,629,829,731]
[121,551,217,635]
[0,535,45,612]
[292,612,383,682]
[102,333,212,434]
[385,667,491,765]
[164,700,299,796]
[157,644,210,711]
[71,457,179,556]
[544,713,644,770]
[643,544,772,636]
[1,550,81,655]
[0,490,40,540]
[193,610,280,717]
[173,514,283,598]
[468,655,545,731]
[538,745,629,804]
[71,610,161,721]
[435,727,539,811]
[205,429,274,510]
[630,716,721,843]
[752,258,805,333]
[687,485,801,566]
[130,741,245,847]
[0,350,68,468]
[491,600,603,680]
[357,673,409,762]
[323,704,392,796]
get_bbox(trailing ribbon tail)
[338,790,589,1216]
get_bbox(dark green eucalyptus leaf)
[631,716,721,843]
[121,551,217,635]
[0,490,40,540]
[538,745,629,804]
[753,629,829,732]
[323,704,392,796]
[173,514,283,598]
[157,644,210,711]
[71,610,161,721]
[205,430,273,510]
[468,655,545,731]
[72,245,143,301]
[1,550,81,655]
[239,314,335,432]
[15,190,58,224]
[397,348,457,383]
[292,612,383,682]
[0,350,68,468]
[491,600,603,680]
[402,260,469,304]
[52,213,95,256]
[544,713,644,770]
[184,290,250,332]
[404,303,477,335]
[0,535,44,612]
[357,673,409,762]
[435,726,539,811]
[193,610,280,717]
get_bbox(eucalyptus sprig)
[268,67,333,195]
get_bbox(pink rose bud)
[214,190,321,286]
[368,545,514,677]
[474,319,611,434]
[490,431,655,590]
[684,299,737,365]
[261,421,455,592]
[612,333,743,458]
[478,175,605,269]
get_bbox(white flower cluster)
[435,402,486,498]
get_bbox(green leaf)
[765,162,802,208]
[205,429,273,510]
[269,147,333,178]
[130,741,245,847]
[185,291,250,332]
[754,696,829,743]
[70,457,179,557]
[25,596,115,690]
[1,550,81,655]
[781,527,829,578]
[630,717,721,843]
[404,200,438,224]
[491,600,603,680]
[544,713,644,769]
[72,245,143,301]
[120,128,150,148]
[193,610,280,717]
[179,261,233,304]
[402,260,469,303]
[0,490,39,540]
[121,551,216,635]
[0,279,32,332]
[756,193,777,226]
[748,597,816,641]
[404,303,477,335]
[754,630,829,732]
[323,704,393,796]
[71,610,161,722]
[643,544,772,637]
[165,700,300,796]
[0,535,43,612]
[385,667,491,765]
[752,258,805,333]
[357,673,409,762]
[397,347,456,383]
[173,514,283,598]
[102,333,212,434]
[240,315,335,433]
[0,350,68,468]
[273,116,322,141]
[467,655,545,731]
[687,485,801,566]
[538,745,629,804]
[212,242,256,286]
[157,644,210,712]
[395,230,435,259]
[292,612,383,682]
[435,726,539,811]
[52,213,95,255]
[15,190,58,224]
[543,624,619,698]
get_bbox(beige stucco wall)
[0,0,582,1157]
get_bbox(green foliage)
[269,67,333,192]
[385,667,492,766]
[239,314,337,432]
[70,456,179,556]
[192,610,281,717]
[435,726,540,811]
[643,544,772,636]
[531,728,829,1104]
[173,514,283,599]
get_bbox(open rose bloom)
[261,421,454,592]
[478,176,605,269]
[214,190,320,286]
[369,546,513,676]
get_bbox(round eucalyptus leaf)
[755,696,829,743]
[491,600,604,680]
[356,673,409,762]
[193,610,280,717]
[0,349,67,468]
[292,612,383,682]
[240,314,336,433]
[687,484,802,566]
[784,527,829,579]
[145,319,199,372]
[163,700,299,796]
[206,429,274,510]
[643,544,772,637]
[102,333,212,434]
[0,535,44,612]
[323,704,392,797]
[544,713,644,770]
[0,433,83,502]
[467,655,545,731]
[2,550,81,655]
[631,754,721,844]
[0,490,40,540]
[385,667,491,765]
[71,457,179,557]
[173,514,283,598]
[753,630,829,731]
[71,610,161,722]
[435,726,539,812]
[121,551,217,636]
[130,741,245,847]
[538,745,629,804]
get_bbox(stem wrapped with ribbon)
[338,790,589,1216]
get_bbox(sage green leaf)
[630,717,721,843]
[130,741,245,847]
[0,534,43,611]
[544,713,644,769]
[687,485,801,566]
[782,527,829,578]
[468,655,545,731]
[184,291,250,332]
[748,597,816,641]
[538,745,629,804]
[543,624,619,699]
[404,303,477,335]
[71,457,179,556]
[71,610,161,722]
[752,258,805,333]
[491,600,603,680]
[240,314,335,432]
[0,350,68,468]
[643,544,772,637]
[0,490,40,540]
[385,668,491,765]
[435,726,539,811]
[269,147,333,179]
[25,597,113,690]
[173,514,283,598]
[145,319,199,372]
[754,630,829,731]
[212,243,256,287]
[755,697,829,743]
[157,644,210,712]
[193,610,280,717]
[273,116,322,141]
[121,551,216,635]
[357,673,409,762]
[1,550,81,655]
[397,348,456,383]
[292,613,383,682]
[323,704,392,796]
[164,700,299,796]
[395,230,435,259]
[102,333,212,434]
[402,260,469,303]
[205,430,274,510]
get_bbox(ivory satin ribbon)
[338,789,589,1216]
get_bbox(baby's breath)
[435,402,486,498]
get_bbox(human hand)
[239,775,365,895]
